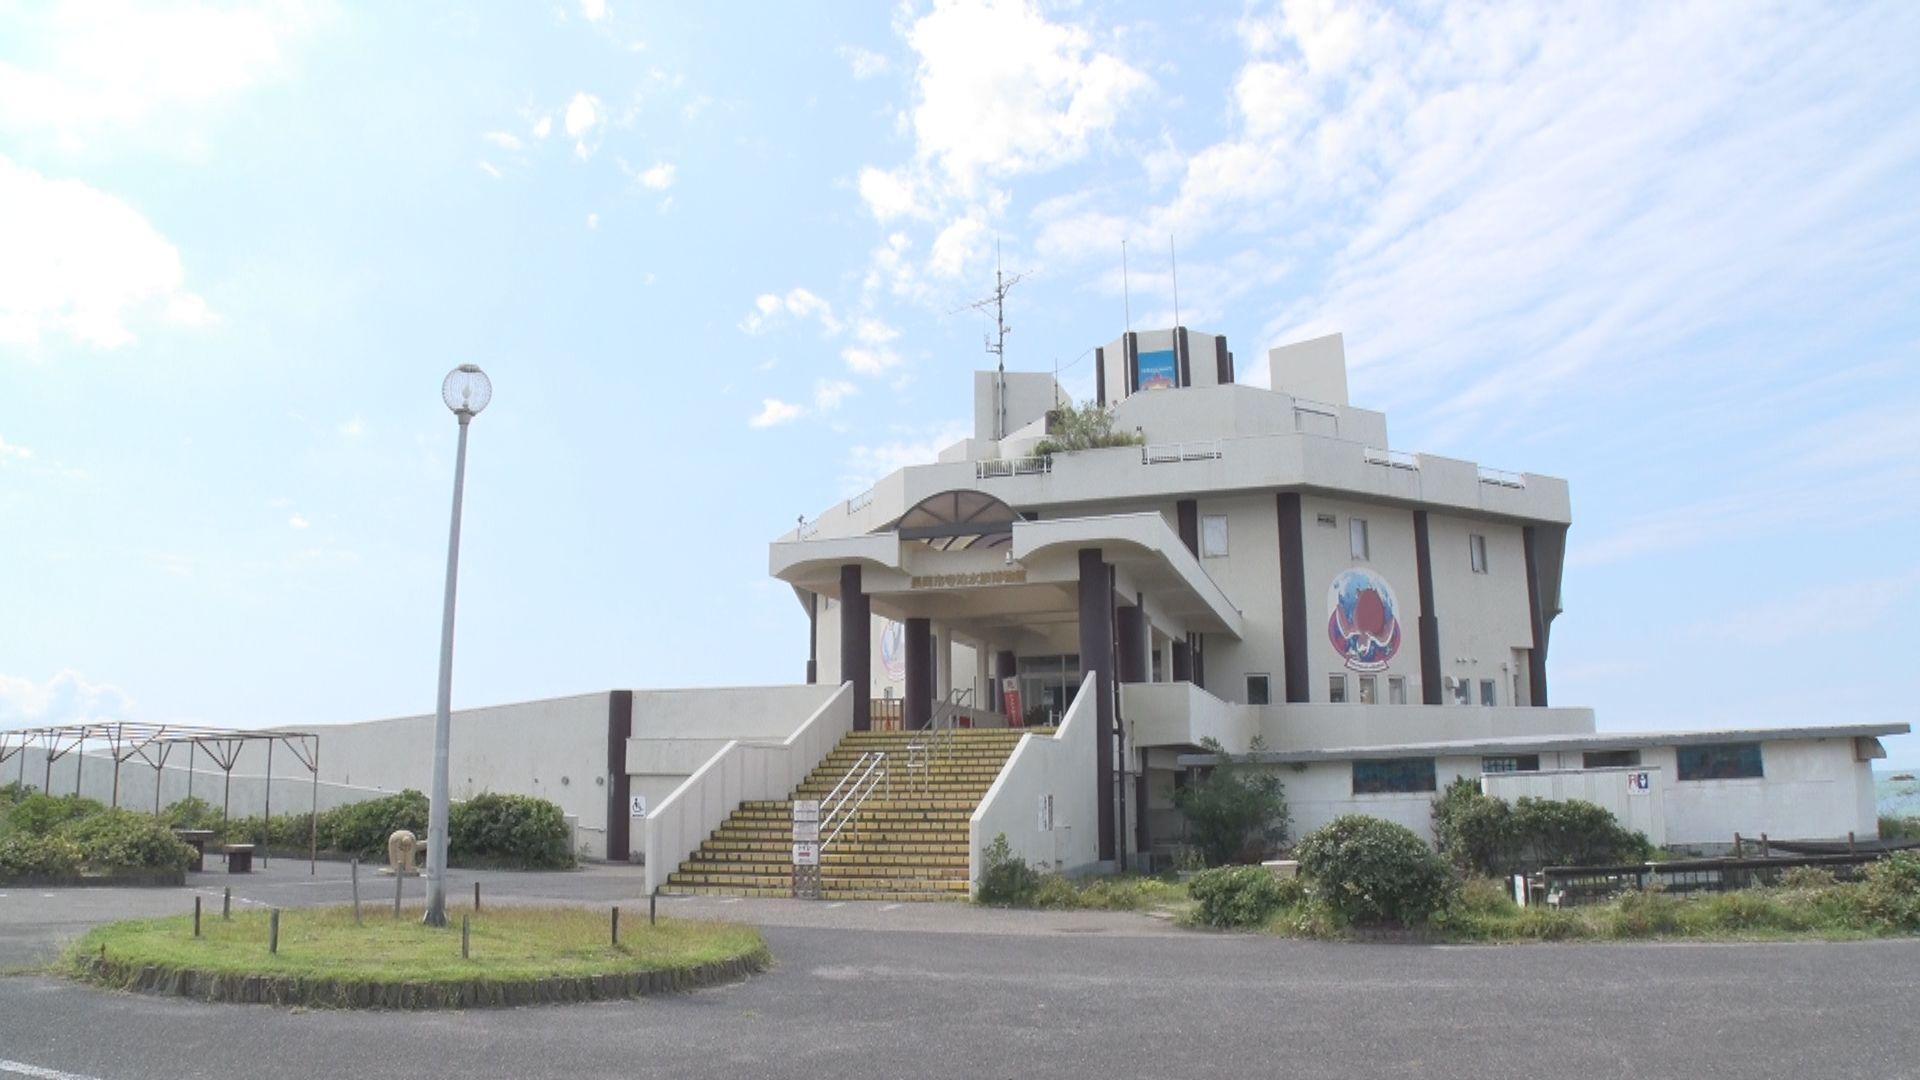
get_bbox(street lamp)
[424,363,491,927]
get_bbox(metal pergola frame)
[0,722,322,875]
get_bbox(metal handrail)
[1142,440,1222,464]
[976,456,1051,479]
[820,751,889,851]
[903,688,970,792]
[1363,446,1420,471]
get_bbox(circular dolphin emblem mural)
[1326,569,1402,673]
[879,619,906,682]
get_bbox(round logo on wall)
[879,619,906,682]
[1326,568,1402,673]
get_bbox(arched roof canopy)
[890,488,1017,551]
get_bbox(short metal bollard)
[474,880,481,911]
[351,858,362,924]
[649,888,657,927]
[269,909,280,954]
[393,865,403,919]
[461,915,471,960]
[222,886,231,920]
[193,896,202,938]
[611,905,620,947]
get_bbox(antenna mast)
[960,240,1023,440]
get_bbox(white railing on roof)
[1292,397,1340,418]
[977,456,1052,479]
[846,487,875,513]
[1477,466,1527,489]
[1142,440,1222,465]
[1364,446,1420,471]
[796,516,820,540]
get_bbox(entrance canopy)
[892,489,1017,551]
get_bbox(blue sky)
[2,1,1916,766]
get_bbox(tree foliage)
[1172,738,1290,866]
[1033,400,1144,456]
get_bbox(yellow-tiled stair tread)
[662,727,1044,902]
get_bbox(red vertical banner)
[1003,686,1023,727]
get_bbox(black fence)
[1538,845,1915,907]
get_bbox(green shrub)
[0,781,32,809]
[1881,815,1920,842]
[976,834,1041,906]
[1296,815,1455,927]
[6,793,105,837]
[1605,888,1683,936]
[161,796,222,831]
[1032,400,1144,456]
[1779,866,1837,890]
[60,810,193,871]
[1431,782,1649,877]
[317,790,430,858]
[1854,851,1920,930]
[0,832,84,878]
[1173,739,1290,866]
[1188,865,1292,928]
[219,812,316,850]
[449,793,573,868]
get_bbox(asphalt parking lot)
[2,861,1917,1080]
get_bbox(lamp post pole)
[425,365,490,928]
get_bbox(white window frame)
[1480,678,1497,707]
[1469,533,1488,574]
[1329,673,1348,704]
[1245,673,1271,706]
[1349,517,1370,560]
[1200,514,1230,558]
[1388,676,1407,705]
[1451,678,1470,705]
[1357,674,1377,704]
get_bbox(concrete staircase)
[663,726,1038,901]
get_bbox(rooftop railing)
[1142,440,1222,465]
[1363,446,1420,471]
[847,487,875,513]
[1476,466,1527,489]
[976,455,1052,480]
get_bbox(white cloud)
[813,379,858,411]
[532,115,553,140]
[637,162,676,190]
[857,166,925,223]
[0,669,135,729]
[0,157,214,350]
[0,435,34,464]
[748,398,804,429]
[838,45,891,80]
[901,0,1148,196]
[842,345,903,376]
[338,417,365,438]
[477,161,503,179]
[1691,568,1920,649]
[288,513,310,529]
[579,0,608,22]
[840,422,969,491]
[482,130,522,151]
[564,92,603,158]
[0,1,321,142]
[928,214,988,279]
[586,212,599,230]
[739,288,843,336]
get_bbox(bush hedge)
[1297,815,1455,927]
[159,788,573,869]
[976,834,1042,906]
[61,810,195,872]
[449,793,573,869]
[0,832,84,877]
[1431,778,1651,877]
[6,792,107,837]
[1188,865,1297,928]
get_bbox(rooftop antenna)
[1121,239,1132,334]
[1170,233,1180,329]
[957,240,1023,439]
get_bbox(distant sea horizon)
[1876,767,1919,819]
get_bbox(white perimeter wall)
[625,683,841,819]
[970,672,1101,885]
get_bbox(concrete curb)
[73,946,770,1009]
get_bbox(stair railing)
[820,751,890,851]
[904,688,971,793]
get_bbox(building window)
[1357,675,1377,704]
[1352,758,1437,795]
[1387,676,1407,704]
[1479,679,1496,706]
[1676,743,1764,781]
[1328,674,1347,703]
[1451,678,1470,705]
[1583,749,1641,769]
[1469,533,1488,574]
[1316,513,1337,528]
[1482,755,1540,774]
[1201,514,1229,557]
[1349,517,1370,560]
[1246,674,1270,706]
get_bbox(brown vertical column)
[1216,337,1234,384]
[1413,511,1443,705]
[840,564,871,730]
[1095,346,1107,406]
[606,691,633,862]
[1175,327,1192,387]
[1116,603,1148,684]
[1125,332,1140,394]
[1523,527,1550,706]
[1171,639,1192,682]
[905,617,932,729]
[1191,633,1205,689]
[1276,493,1310,703]
[1078,548,1116,862]
[1176,499,1199,555]
[805,592,819,685]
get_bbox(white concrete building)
[16,327,1899,882]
